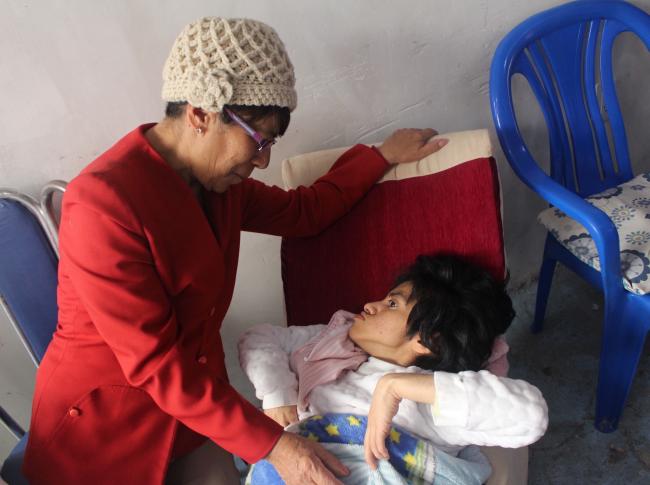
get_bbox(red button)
[68,407,81,417]
[197,355,207,364]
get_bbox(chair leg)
[532,241,557,333]
[0,405,25,440]
[594,302,648,432]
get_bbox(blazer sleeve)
[60,175,283,463]
[240,144,390,236]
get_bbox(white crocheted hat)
[162,17,297,112]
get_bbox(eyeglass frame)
[223,108,277,152]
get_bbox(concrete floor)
[507,266,650,485]
[2,264,650,484]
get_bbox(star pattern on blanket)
[325,423,340,436]
[390,428,401,443]
[403,452,416,469]
[346,415,361,426]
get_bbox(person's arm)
[364,373,436,468]
[430,370,548,446]
[238,323,325,426]
[237,323,358,484]
[240,129,448,237]
[364,371,548,468]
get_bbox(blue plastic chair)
[0,187,63,484]
[490,0,650,432]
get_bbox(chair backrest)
[280,130,505,326]
[0,193,59,365]
[490,0,650,198]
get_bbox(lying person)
[238,254,548,484]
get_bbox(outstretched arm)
[240,129,448,237]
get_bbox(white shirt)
[238,322,548,455]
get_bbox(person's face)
[189,109,281,193]
[348,282,431,367]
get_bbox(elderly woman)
[22,17,446,485]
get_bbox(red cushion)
[281,157,505,326]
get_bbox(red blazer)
[23,125,389,484]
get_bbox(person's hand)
[364,375,402,469]
[266,432,349,485]
[264,405,299,427]
[377,128,448,165]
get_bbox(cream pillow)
[281,129,491,189]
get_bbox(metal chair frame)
[0,181,66,480]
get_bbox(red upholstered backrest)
[281,132,505,326]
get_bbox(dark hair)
[164,101,291,136]
[393,254,514,372]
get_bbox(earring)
[195,127,203,135]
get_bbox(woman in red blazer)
[23,17,448,485]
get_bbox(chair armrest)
[505,143,622,293]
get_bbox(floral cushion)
[537,172,650,295]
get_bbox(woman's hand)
[377,128,448,165]
[265,432,349,485]
[264,405,299,427]
[364,374,402,469]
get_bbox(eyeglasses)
[224,108,277,152]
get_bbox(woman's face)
[190,111,281,193]
[348,282,430,366]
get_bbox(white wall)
[2,0,650,459]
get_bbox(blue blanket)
[246,413,491,485]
